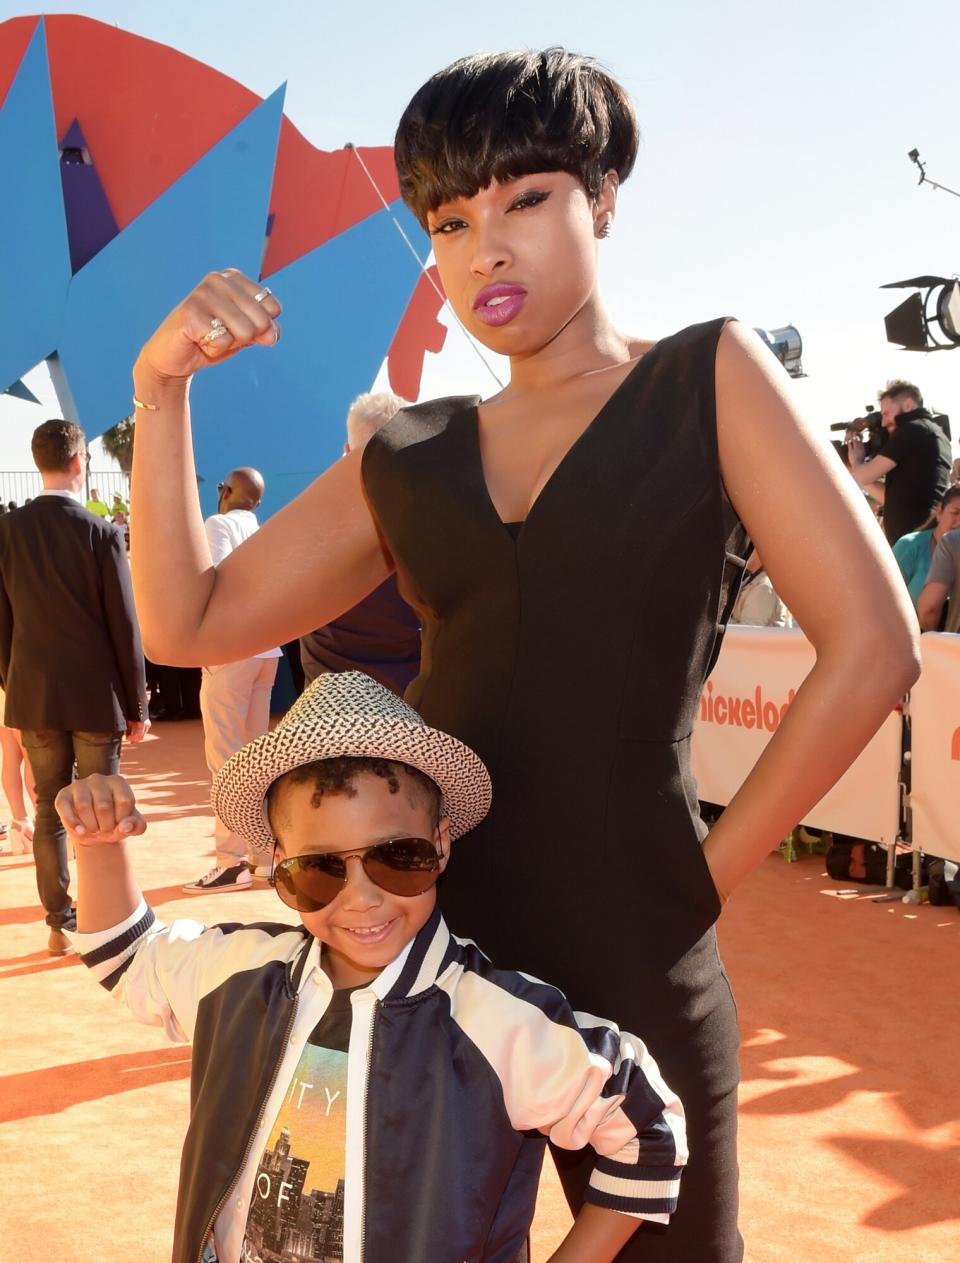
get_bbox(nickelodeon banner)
[908,633,960,863]
[691,626,903,844]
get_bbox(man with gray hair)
[184,466,282,893]
[300,391,421,695]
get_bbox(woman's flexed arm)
[130,270,392,666]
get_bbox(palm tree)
[99,414,135,475]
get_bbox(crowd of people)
[0,488,128,535]
[0,391,423,910]
[0,46,951,1263]
[85,487,130,545]
[732,378,958,633]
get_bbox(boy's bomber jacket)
[75,901,687,1263]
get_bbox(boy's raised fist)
[56,773,147,845]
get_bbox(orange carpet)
[1,719,957,1261]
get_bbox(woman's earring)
[597,215,612,239]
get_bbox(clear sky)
[1,0,958,471]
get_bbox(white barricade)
[909,633,960,863]
[691,625,903,844]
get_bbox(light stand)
[907,148,960,200]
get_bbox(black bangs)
[394,48,639,227]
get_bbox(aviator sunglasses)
[270,836,443,912]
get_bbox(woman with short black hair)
[130,48,919,1261]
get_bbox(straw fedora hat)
[211,671,492,854]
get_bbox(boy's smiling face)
[271,769,450,990]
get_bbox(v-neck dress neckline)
[466,344,662,541]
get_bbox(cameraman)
[846,380,951,545]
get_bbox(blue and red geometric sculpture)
[0,15,447,516]
[58,118,119,274]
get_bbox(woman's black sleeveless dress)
[362,317,750,1262]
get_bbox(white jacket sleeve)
[447,968,687,1221]
[70,897,299,1046]
[70,898,202,1042]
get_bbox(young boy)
[60,672,687,1263]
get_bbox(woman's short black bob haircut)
[394,48,639,229]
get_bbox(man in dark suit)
[0,420,149,955]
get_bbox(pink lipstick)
[472,283,527,327]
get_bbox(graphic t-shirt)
[241,988,355,1263]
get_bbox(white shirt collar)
[38,488,84,505]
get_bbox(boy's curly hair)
[267,756,441,838]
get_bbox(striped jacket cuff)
[585,1161,683,1220]
[73,898,157,990]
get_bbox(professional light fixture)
[882,276,960,351]
[887,152,960,351]
[754,325,805,378]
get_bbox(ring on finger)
[253,286,272,305]
[200,317,230,345]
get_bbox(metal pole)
[908,149,960,199]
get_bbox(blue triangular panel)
[190,200,427,519]
[57,85,286,436]
[0,21,72,402]
[4,378,41,404]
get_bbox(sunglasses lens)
[272,839,440,909]
[273,855,345,912]
[363,838,440,897]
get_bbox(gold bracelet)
[132,395,161,412]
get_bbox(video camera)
[830,406,886,465]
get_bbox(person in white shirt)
[184,467,282,893]
[730,549,792,628]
